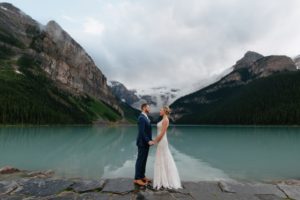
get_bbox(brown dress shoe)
[142,177,152,183]
[133,179,146,186]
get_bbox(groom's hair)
[141,103,148,110]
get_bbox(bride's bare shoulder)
[162,117,169,125]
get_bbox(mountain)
[130,86,183,113]
[170,51,299,125]
[233,51,264,70]
[0,2,136,124]
[108,81,140,105]
[108,80,183,113]
[294,55,300,69]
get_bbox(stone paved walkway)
[0,169,300,199]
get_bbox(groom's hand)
[148,141,155,145]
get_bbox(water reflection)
[0,125,300,181]
[0,126,137,179]
[169,125,300,181]
[103,141,233,182]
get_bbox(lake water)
[0,125,299,182]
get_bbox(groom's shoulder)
[138,114,147,122]
[137,113,144,120]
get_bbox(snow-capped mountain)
[108,64,234,113]
[294,55,300,69]
[108,81,185,112]
[131,86,182,113]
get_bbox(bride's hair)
[163,106,171,115]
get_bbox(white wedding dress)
[153,119,182,190]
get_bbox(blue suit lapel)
[140,113,150,124]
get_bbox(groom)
[134,103,155,186]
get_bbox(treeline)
[0,55,122,125]
[174,71,300,125]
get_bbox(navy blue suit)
[134,113,152,180]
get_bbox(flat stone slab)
[0,180,18,195]
[183,181,220,200]
[102,178,135,194]
[80,192,111,200]
[219,181,287,198]
[1,170,299,200]
[169,192,194,200]
[255,194,286,200]
[70,179,105,192]
[46,191,112,200]
[12,178,74,197]
[136,190,175,200]
[111,193,133,200]
[46,191,80,200]
[183,181,262,200]
[0,194,28,200]
[277,184,300,200]
[165,183,190,195]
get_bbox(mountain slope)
[0,2,135,124]
[109,80,183,113]
[108,81,140,105]
[170,51,299,125]
[0,56,122,124]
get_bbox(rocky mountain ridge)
[0,2,122,115]
[170,51,298,123]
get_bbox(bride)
[152,106,182,190]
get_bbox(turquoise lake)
[0,125,299,182]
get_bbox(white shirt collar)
[141,112,149,119]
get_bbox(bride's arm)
[154,119,169,144]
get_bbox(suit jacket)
[136,113,152,147]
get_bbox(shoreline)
[2,123,300,128]
[0,167,299,199]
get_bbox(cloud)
[61,15,76,23]
[82,17,105,35]
[6,0,300,90]
[70,0,300,90]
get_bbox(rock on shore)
[0,166,300,200]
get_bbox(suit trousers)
[134,145,149,180]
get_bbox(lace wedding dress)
[153,119,182,190]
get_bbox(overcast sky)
[4,0,300,89]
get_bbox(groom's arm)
[138,117,151,143]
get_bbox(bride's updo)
[163,106,171,116]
